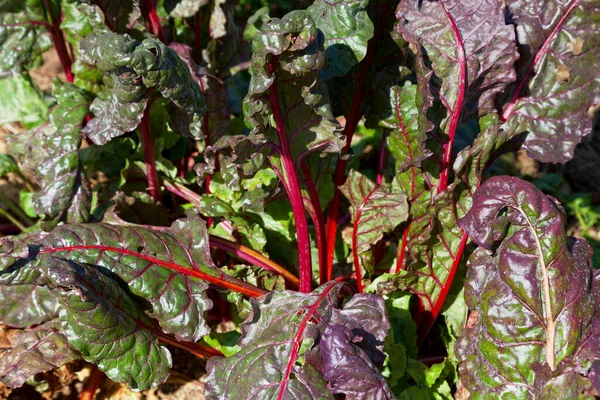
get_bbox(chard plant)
[0,0,599,398]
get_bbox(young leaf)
[340,170,408,288]
[307,0,374,80]
[0,214,266,343]
[456,176,600,397]
[501,0,600,163]
[0,285,60,327]
[205,282,392,399]
[0,0,53,72]
[0,320,79,388]
[8,80,91,230]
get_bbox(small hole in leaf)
[297,310,304,316]
[149,47,158,56]
[309,316,318,324]
[137,246,144,253]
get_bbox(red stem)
[301,163,327,286]
[501,0,580,122]
[79,366,104,400]
[268,59,313,293]
[140,0,166,44]
[437,2,466,192]
[140,104,162,200]
[324,0,393,281]
[417,232,468,345]
[209,235,299,289]
[277,283,337,399]
[157,333,223,359]
[42,0,73,82]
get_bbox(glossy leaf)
[0,214,266,343]
[0,0,52,72]
[0,285,60,327]
[165,0,208,18]
[0,73,48,128]
[397,0,519,122]
[0,320,79,388]
[8,80,91,230]
[501,0,600,163]
[205,282,392,399]
[48,257,172,390]
[307,0,374,80]
[80,32,206,144]
[456,176,600,397]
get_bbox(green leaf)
[0,285,60,327]
[340,169,408,273]
[0,74,48,128]
[307,0,374,80]
[0,154,19,178]
[8,80,91,230]
[0,0,53,72]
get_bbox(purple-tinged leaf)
[0,214,267,343]
[321,325,394,400]
[0,320,78,388]
[456,176,600,397]
[8,80,91,230]
[0,285,59,328]
[340,170,408,285]
[46,257,172,390]
[501,0,600,163]
[164,0,207,18]
[205,282,392,399]
[397,0,519,121]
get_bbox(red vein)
[277,283,337,399]
[438,1,467,192]
[140,104,161,200]
[352,185,380,293]
[39,245,267,298]
[502,0,581,121]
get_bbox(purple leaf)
[0,285,59,328]
[501,0,600,163]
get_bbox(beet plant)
[0,0,599,398]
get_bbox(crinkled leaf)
[0,320,78,388]
[0,214,265,343]
[47,257,172,390]
[340,170,408,272]
[205,282,392,399]
[244,10,345,176]
[307,0,374,80]
[396,0,518,123]
[456,176,600,397]
[0,285,59,327]
[321,325,394,399]
[0,0,53,72]
[80,32,206,144]
[8,80,91,230]
[0,73,48,128]
[502,0,600,163]
[60,0,108,51]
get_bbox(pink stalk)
[268,59,312,293]
[140,104,161,200]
